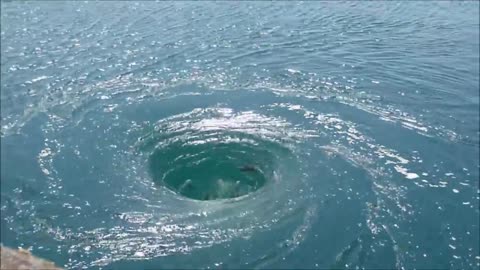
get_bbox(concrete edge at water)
[0,245,63,270]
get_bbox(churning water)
[1,2,479,269]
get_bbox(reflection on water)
[0,2,478,269]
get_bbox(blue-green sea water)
[1,2,479,269]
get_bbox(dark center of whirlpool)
[148,134,271,201]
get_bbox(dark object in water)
[239,165,258,172]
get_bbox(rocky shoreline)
[0,245,62,270]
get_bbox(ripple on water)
[1,2,478,268]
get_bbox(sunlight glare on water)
[0,2,479,269]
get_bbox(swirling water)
[1,2,479,269]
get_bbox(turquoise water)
[1,2,479,269]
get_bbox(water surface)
[1,2,479,269]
